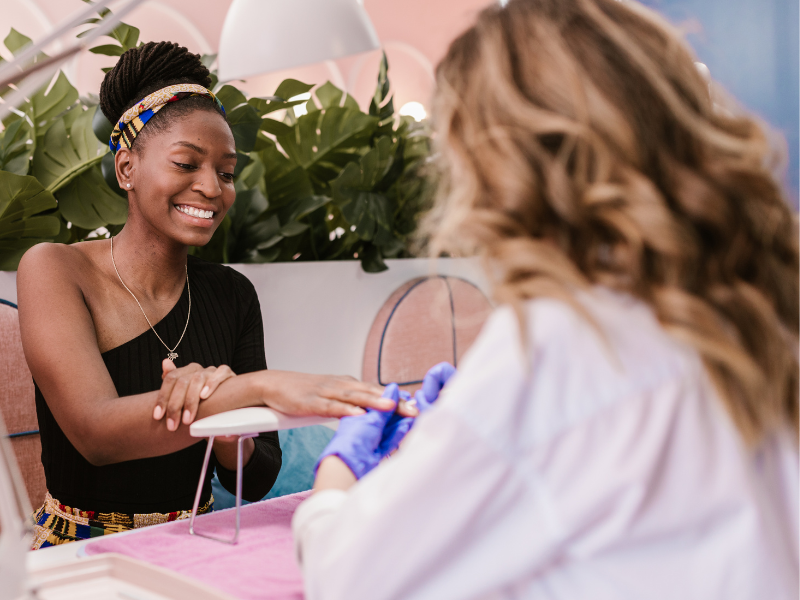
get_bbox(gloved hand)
[315,384,402,480]
[378,362,458,456]
[377,391,412,457]
[414,362,457,411]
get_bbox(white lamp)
[217,0,380,83]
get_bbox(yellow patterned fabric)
[31,492,213,550]
[109,83,225,152]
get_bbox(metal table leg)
[189,433,257,545]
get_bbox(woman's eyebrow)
[172,141,206,154]
[171,141,237,161]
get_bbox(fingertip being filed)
[398,402,419,418]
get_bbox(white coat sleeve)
[291,310,565,600]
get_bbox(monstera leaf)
[259,142,314,209]
[0,119,33,175]
[32,107,127,229]
[221,156,324,264]
[1,29,80,177]
[33,109,101,189]
[331,136,397,242]
[315,81,361,111]
[277,106,377,185]
[3,29,78,124]
[249,79,314,138]
[81,1,141,64]
[226,186,280,263]
[369,53,395,137]
[216,85,261,154]
[0,172,60,269]
[57,167,128,230]
[30,72,80,132]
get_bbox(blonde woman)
[290,0,799,598]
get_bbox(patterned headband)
[109,83,226,153]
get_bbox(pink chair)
[0,299,46,508]
[362,276,492,393]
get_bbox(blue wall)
[642,0,799,208]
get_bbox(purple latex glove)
[315,384,401,480]
[377,391,412,456]
[417,362,457,410]
[379,362,458,454]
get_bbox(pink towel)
[84,491,311,599]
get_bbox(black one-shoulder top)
[34,256,282,514]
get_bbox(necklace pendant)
[167,352,178,361]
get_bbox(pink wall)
[1,0,494,113]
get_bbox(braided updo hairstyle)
[99,41,227,151]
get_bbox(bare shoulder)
[17,241,105,301]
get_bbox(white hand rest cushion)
[189,407,337,438]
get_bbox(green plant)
[0,9,433,272]
[0,172,60,270]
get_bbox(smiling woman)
[14,41,391,549]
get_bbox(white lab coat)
[292,287,799,600]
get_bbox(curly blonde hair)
[427,0,799,444]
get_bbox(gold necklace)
[110,237,191,362]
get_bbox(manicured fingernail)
[167,418,176,431]
[350,407,366,416]
[406,399,417,407]
[183,410,192,424]
[153,406,163,420]
[200,386,210,399]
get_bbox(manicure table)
[76,407,338,599]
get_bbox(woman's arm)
[210,271,279,501]
[17,245,387,467]
[313,456,357,491]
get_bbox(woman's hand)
[154,360,236,431]
[260,371,416,418]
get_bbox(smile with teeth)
[175,205,214,220]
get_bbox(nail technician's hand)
[381,364,457,453]
[315,384,402,479]
[377,391,414,457]
[415,362,457,412]
[155,360,236,431]
[259,371,414,419]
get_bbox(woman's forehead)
[163,112,236,153]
